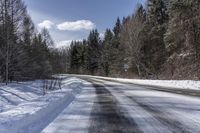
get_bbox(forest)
[67,0,200,80]
[0,0,68,84]
[0,0,200,84]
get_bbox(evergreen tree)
[0,0,27,83]
[101,29,113,76]
[112,18,124,75]
[113,17,121,39]
[86,29,101,75]
[0,0,67,83]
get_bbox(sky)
[23,0,146,47]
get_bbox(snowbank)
[69,74,200,90]
[0,80,43,112]
[0,77,84,133]
[117,79,200,90]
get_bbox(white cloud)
[57,20,95,31]
[38,20,54,29]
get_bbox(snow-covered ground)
[70,74,200,90]
[1,74,200,133]
[0,80,43,113]
[0,77,86,133]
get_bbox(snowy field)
[0,77,86,133]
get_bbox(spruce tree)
[102,29,113,76]
[112,18,123,75]
[87,29,101,75]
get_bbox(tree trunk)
[136,64,141,78]
[6,44,8,85]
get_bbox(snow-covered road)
[42,76,200,133]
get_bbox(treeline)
[67,0,200,80]
[0,0,67,84]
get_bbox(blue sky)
[23,0,145,47]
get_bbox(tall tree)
[0,0,65,83]
[30,33,52,78]
[0,0,27,83]
[68,41,87,73]
[87,29,101,75]
[121,5,147,77]
[112,18,124,75]
[140,0,169,78]
[101,29,113,76]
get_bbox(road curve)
[43,76,200,133]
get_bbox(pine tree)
[112,18,123,75]
[113,17,121,39]
[101,29,113,76]
[87,29,101,75]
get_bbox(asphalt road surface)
[43,76,200,133]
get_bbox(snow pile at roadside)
[0,77,84,133]
[0,80,43,112]
[70,74,200,90]
[117,79,200,90]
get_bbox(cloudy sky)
[23,0,145,47]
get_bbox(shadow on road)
[88,82,141,133]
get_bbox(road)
[42,76,200,133]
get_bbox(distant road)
[43,76,200,133]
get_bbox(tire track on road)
[77,77,200,133]
[88,83,141,133]
[127,96,192,133]
[88,79,191,132]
